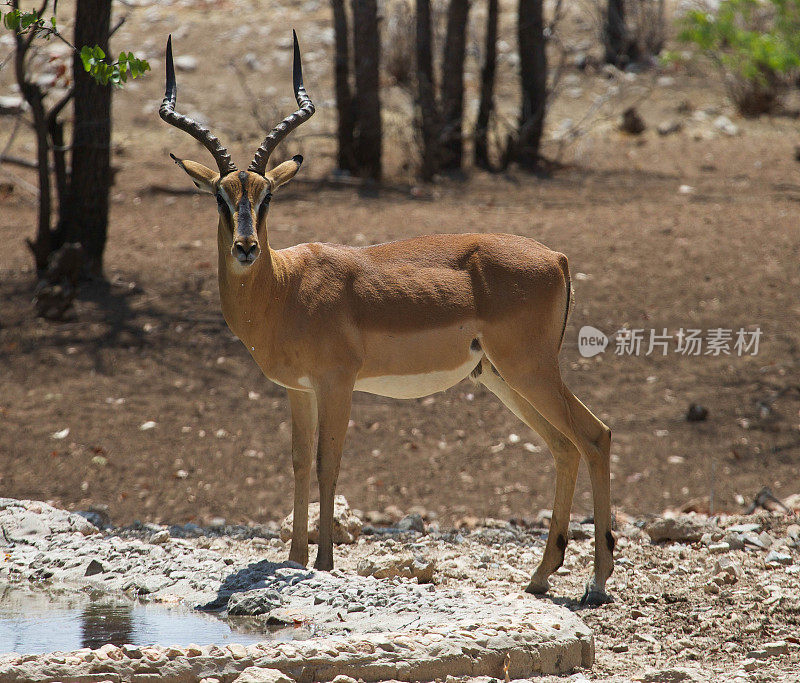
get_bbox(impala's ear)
[169,153,219,193]
[265,155,303,190]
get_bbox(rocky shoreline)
[1,497,799,682]
[0,498,592,681]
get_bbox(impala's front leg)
[313,379,354,571]
[287,389,318,566]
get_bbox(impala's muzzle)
[233,239,260,263]
[232,189,260,265]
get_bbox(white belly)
[354,353,481,399]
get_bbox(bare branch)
[549,71,656,162]
[546,0,564,37]
[547,35,569,103]
[0,167,39,197]
[0,154,48,170]
[109,15,126,38]
[0,115,23,164]
[47,24,75,51]
[46,85,73,122]
[23,1,51,51]
[230,59,272,131]
[0,49,14,72]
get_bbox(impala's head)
[168,157,302,267]
[159,31,314,268]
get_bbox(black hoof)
[580,589,614,606]
[525,580,550,595]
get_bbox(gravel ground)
[1,497,799,681]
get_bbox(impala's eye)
[216,193,225,211]
[257,193,272,223]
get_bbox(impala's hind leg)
[474,359,580,595]
[482,352,614,604]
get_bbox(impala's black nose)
[233,241,260,264]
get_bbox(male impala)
[160,33,615,604]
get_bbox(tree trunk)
[12,0,52,274]
[439,0,470,171]
[351,0,382,181]
[330,0,357,172]
[415,0,440,181]
[24,89,52,274]
[604,0,629,66]
[515,0,546,170]
[61,0,112,277]
[12,38,53,275]
[474,0,498,171]
[48,92,73,227]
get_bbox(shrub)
[594,0,668,66]
[627,0,668,60]
[678,0,800,115]
[383,0,449,89]
[384,0,417,88]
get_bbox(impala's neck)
[217,227,279,345]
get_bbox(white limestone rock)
[280,495,362,544]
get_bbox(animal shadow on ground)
[532,590,612,612]
[197,559,313,612]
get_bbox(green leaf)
[20,13,39,30]
[4,10,22,31]
[678,0,800,88]
[80,45,94,72]
[6,12,151,89]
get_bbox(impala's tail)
[557,256,572,352]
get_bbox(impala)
[160,32,615,604]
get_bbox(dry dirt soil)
[0,0,798,531]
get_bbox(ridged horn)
[248,30,315,175]
[159,35,237,177]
